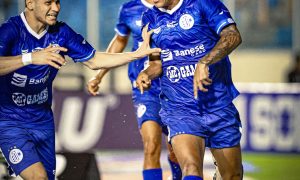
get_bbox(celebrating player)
[0,0,160,179]
[87,0,182,179]
[137,0,243,179]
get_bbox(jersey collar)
[141,0,153,9]
[20,12,49,40]
[158,0,183,15]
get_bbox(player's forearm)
[83,51,140,70]
[0,55,24,76]
[199,25,242,65]
[143,62,162,80]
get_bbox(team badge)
[166,66,181,83]
[9,148,23,164]
[137,104,147,118]
[179,14,194,30]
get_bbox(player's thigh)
[210,145,242,174]
[171,134,205,169]
[30,129,56,179]
[20,162,47,180]
[140,121,162,143]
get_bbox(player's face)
[152,0,175,9]
[33,0,60,26]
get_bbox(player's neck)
[166,0,180,10]
[24,10,48,35]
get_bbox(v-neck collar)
[20,12,49,40]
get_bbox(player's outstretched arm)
[136,55,162,94]
[87,34,129,96]
[82,25,161,70]
[0,46,67,76]
[193,24,242,97]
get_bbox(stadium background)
[0,0,300,179]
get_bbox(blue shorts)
[161,103,242,148]
[0,127,55,179]
[132,96,168,135]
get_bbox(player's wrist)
[22,53,32,66]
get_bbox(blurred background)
[0,0,299,180]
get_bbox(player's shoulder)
[121,0,141,12]
[0,15,21,35]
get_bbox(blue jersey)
[142,0,239,112]
[115,0,161,98]
[0,13,95,129]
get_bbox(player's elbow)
[82,58,102,70]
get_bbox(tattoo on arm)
[200,25,242,65]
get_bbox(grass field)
[243,153,300,180]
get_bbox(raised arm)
[193,24,242,97]
[87,34,129,95]
[82,25,160,70]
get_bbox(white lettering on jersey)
[12,88,48,106]
[173,44,206,57]
[179,14,194,30]
[29,71,50,85]
[11,73,27,87]
[167,21,178,28]
[166,64,197,83]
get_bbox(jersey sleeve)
[199,0,235,34]
[0,21,18,56]
[114,4,131,37]
[141,11,157,48]
[61,23,96,63]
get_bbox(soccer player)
[0,0,160,179]
[137,0,243,180]
[87,0,182,179]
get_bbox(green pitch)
[243,153,300,180]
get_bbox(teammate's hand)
[136,71,151,94]
[132,24,161,59]
[31,46,68,69]
[87,77,101,96]
[193,61,212,99]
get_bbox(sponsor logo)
[166,64,197,83]
[11,73,27,87]
[179,14,194,30]
[29,71,50,85]
[173,44,206,57]
[153,27,161,34]
[135,20,142,27]
[161,44,206,61]
[137,104,146,118]
[9,148,23,164]
[161,49,173,62]
[12,88,48,106]
[167,21,178,28]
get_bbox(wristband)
[22,53,32,65]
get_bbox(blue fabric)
[141,0,239,113]
[0,127,55,179]
[0,12,94,129]
[168,157,182,180]
[115,0,161,95]
[143,168,163,180]
[183,175,203,180]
